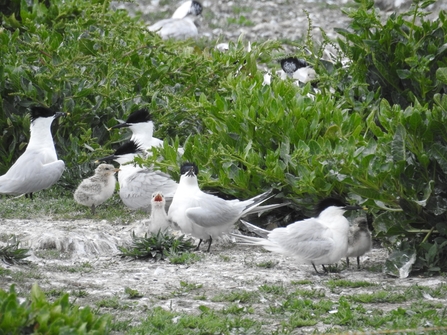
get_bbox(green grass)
[0,187,147,223]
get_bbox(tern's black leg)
[206,237,213,252]
[312,262,327,275]
[195,239,203,251]
[356,256,361,269]
[91,204,96,215]
[25,193,33,200]
[346,257,350,268]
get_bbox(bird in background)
[0,106,65,199]
[280,56,317,84]
[233,198,365,274]
[148,191,172,234]
[109,108,163,153]
[97,141,179,211]
[147,0,203,40]
[74,164,119,214]
[168,162,278,252]
[346,217,372,269]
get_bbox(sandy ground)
[1,218,446,334]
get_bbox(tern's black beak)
[95,154,116,163]
[109,122,130,130]
[344,204,366,211]
[185,166,196,177]
[55,112,66,119]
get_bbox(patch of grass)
[256,260,278,268]
[71,289,89,298]
[0,187,147,223]
[348,290,408,304]
[221,303,254,315]
[95,296,129,310]
[0,236,30,265]
[34,249,71,260]
[259,284,287,296]
[51,263,93,274]
[124,287,143,299]
[119,230,196,261]
[128,306,261,335]
[227,16,255,27]
[291,279,313,285]
[293,288,326,299]
[171,281,203,297]
[10,267,44,282]
[168,251,202,264]
[219,255,231,262]
[326,279,378,290]
[110,319,132,332]
[212,290,259,304]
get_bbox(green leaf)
[435,67,447,84]
[391,124,406,163]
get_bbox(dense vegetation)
[1,0,447,277]
[0,284,110,334]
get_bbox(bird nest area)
[1,218,447,334]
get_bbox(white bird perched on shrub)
[148,191,171,234]
[0,106,65,199]
[74,164,119,214]
[233,198,365,274]
[168,162,277,252]
[148,0,203,40]
[346,217,372,269]
[97,141,179,211]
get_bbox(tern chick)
[0,106,65,199]
[148,191,171,234]
[148,1,202,40]
[168,162,275,252]
[74,164,119,214]
[97,141,178,211]
[233,198,364,274]
[346,217,372,269]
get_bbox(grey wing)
[268,218,334,260]
[126,170,178,197]
[186,196,240,228]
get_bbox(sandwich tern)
[110,108,163,152]
[280,56,317,84]
[234,198,364,274]
[74,164,119,214]
[97,141,178,211]
[346,217,372,269]
[167,162,276,252]
[0,106,65,199]
[148,191,171,234]
[148,1,202,40]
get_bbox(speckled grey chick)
[74,164,119,214]
[346,217,372,269]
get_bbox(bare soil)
[1,218,446,334]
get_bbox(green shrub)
[118,230,196,260]
[0,283,111,334]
